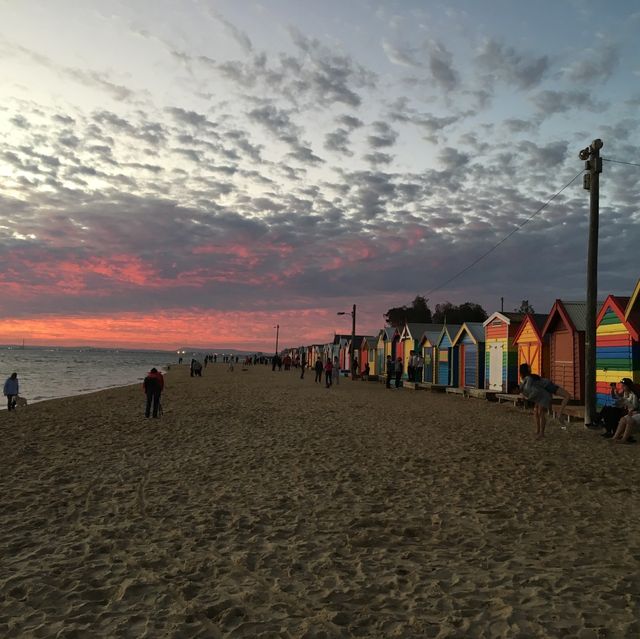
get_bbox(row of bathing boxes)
[358,281,640,408]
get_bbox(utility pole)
[337,305,357,379]
[274,324,279,354]
[579,139,602,428]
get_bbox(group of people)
[518,363,640,443]
[313,357,337,387]
[406,351,425,383]
[385,355,404,389]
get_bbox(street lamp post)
[274,324,280,354]
[337,304,357,379]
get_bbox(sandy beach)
[1,364,639,638]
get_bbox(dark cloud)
[367,121,398,148]
[165,107,216,129]
[531,89,606,115]
[388,98,462,143]
[206,9,254,54]
[337,115,364,130]
[565,43,619,84]
[476,39,549,90]
[503,118,537,134]
[324,128,353,155]
[428,41,459,92]
[363,152,393,166]
[10,115,30,129]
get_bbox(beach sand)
[1,364,639,638]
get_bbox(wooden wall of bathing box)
[419,329,444,383]
[375,330,387,377]
[483,312,524,393]
[400,323,443,379]
[360,335,378,375]
[451,322,486,389]
[595,290,640,407]
[624,279,640,381]
[513,313,550,378]
[383,327,400,364]
[541,300,601,402]
[435,325,461,386]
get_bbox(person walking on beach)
[3,372,19,411]
[314,358,323,383]
[324,357,333,388]
[386,355,394,388]
[519,363,571,439]
[395,357,403,388]
[333,356,340,385]
[143,368,164,419]
[300,353,306,379]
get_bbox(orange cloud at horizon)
[0,308,366,351]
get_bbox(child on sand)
[519,363,571,439]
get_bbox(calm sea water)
[0,346,182,407]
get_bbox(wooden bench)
[466,389,498,401]
[418,383,447,392]
[552,404,585,423]
[496,393,525,406]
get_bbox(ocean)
[0,346,182,407]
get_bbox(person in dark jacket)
[385,355,394,388]
[143,368,164,418]
[3,372,19,411]
[395,357,403,388]
[314,358,323,383]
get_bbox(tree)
[431,301,488,324]
[514,299,535,314]
[384,295,432,327]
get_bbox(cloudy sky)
[1,0,639,350]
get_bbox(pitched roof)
[625,279,640,326]
[597,295,639,341]
[437,324,461,346]
[384,326,399,340]
[401,322,442,340]
[483,311,525,327]
[419,330,444,346]
[542,299,604,335]
[453,322,486,345]
[513,313,548,344]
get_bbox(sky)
[1,0,639,351]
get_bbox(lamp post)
[274,324,279,354]
[337,304,357,379]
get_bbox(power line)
[424,170,584,297]
[602,157,640,168]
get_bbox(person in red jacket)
[324,357,333,388]
[143,367,164,418]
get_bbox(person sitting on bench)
[611,378,640,444]
[598,382,626,438]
